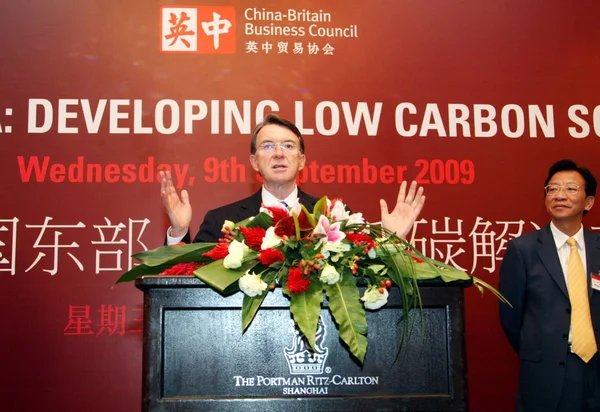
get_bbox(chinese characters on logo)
[161,6,236,54]
[164,10,196,49]
[245,41,335,55]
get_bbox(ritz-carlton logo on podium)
[284,319,329,375]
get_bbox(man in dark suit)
[499,159,600,412]
[160,113,425,243]
[184,187,320,243]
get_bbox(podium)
[135,276,470,412]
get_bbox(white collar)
[550,222,585,250]
[261,185,299,208]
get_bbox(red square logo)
[160,6,236,54]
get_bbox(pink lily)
[313,215,346,243]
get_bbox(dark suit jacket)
[499,225,600,412]
[182,189,320,243]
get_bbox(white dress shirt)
[550,222,588,283]
[260,185,299,208]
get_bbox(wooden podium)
[135,276,470,411]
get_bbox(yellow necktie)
[566,238,597,363]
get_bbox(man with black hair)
[160,113,426,243]
[500,159,600,411]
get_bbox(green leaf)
[291,210,301,240]
[194,259,260,293]
[379,246,421,359]
[115,243,216,285]
[242,294,266,332]
[324,274,368,364]
[284,278,324,351]
[390,252,471,283]
[472,276,512,307]
[313,196,329,221]
[114,263,171,284]
[244,212,272,229]
[367,264,386,274]
[299,204,316,227]
[241,270,278,331]
[134,243,215,267]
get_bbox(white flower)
[221,220,235,231]
[346,212,365,225]
[260,226,282,250]
[320,241,351,260]
[361,286,389,310]
[239,271,268,297]
[329,199,350,222]
[223,240,250,269]
[320,263,341,285]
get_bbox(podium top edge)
[133,275,473,290]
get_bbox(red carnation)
[258,248,286,265]
[159,262,204,276]
[239,226,266,250]
[263,205,290,224]
[202,242,229,260]
[286,267,310,293]
[275,216,296,238]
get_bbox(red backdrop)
[3,1,600,410]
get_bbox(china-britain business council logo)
[160,5,236,54]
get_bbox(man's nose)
[554,190,567,200]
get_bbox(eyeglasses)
[544,183,582,196]
[258,141,298,152]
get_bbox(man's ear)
[585,195,595,212]
[298,153,306,171]
[249,154,259,172]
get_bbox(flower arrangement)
[117,197,508,363]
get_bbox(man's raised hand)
[380,180,426,239]
[160,170,192,237]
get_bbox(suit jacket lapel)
[584,228,600,298]
[298,189,318,209]
[536,225,569,298]
[240,190,263,216]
